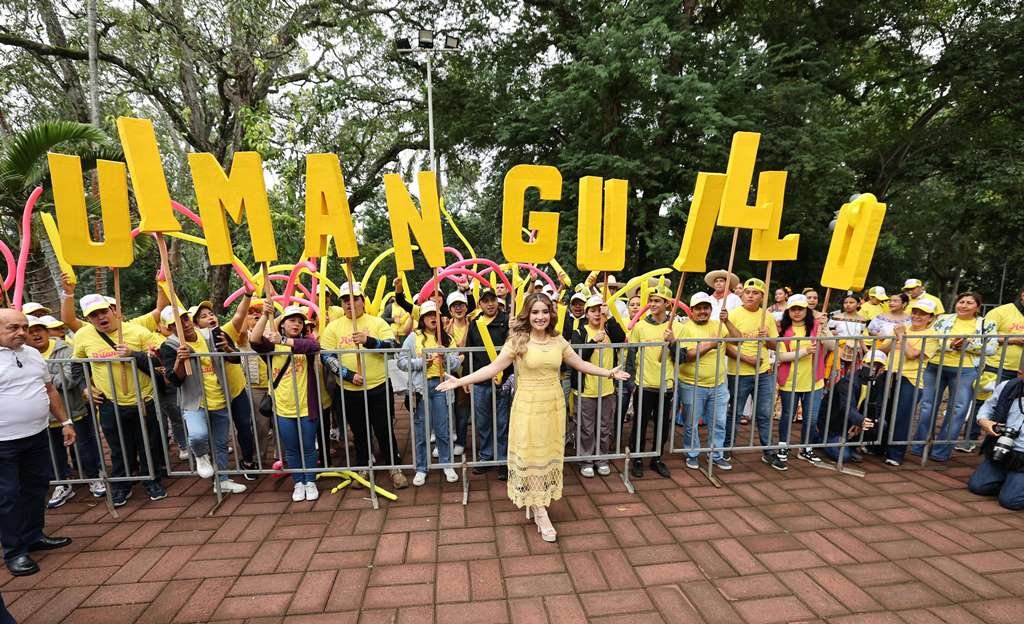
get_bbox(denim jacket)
[397,332,462,402]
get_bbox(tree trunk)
[209,264,232,314]
[25,246,59,312]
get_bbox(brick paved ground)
[4,442,1023,623]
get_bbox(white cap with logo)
[79,294,112,317]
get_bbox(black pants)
[631,388,674,460]
[0,429,49,561]
[98,400,165,493]
[342,383,401,468]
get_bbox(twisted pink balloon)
[0,239,15,292]
[415,258,515,304]
[270,294,320,319]
[12,187,44,309]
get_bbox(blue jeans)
[46,416,102,480]
[275,415,318,485]
[779,387,822,448]
[473,384,510,462]
[414,379,452,472]
[677,382,728,460]
[726,373,775,455]
[912,364,979,461]
[228,390,257,463]
[968,457,1024,510]
[884,376,920,463]
[822,433,859,462]
[183,407,231,482]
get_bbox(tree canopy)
[1,0,1021,314]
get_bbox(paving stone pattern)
[4,446,1023,623]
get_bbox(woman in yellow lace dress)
[438,293,630,541]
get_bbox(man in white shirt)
[704,270,742,316]
[0,308,75,576]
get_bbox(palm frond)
[0,121,109,184]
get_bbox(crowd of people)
[0,267,1021,573]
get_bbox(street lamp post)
[396,30,460,179]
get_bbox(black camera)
[991,423,1020,464]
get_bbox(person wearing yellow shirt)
[57,272,167,333]
[902,278,945,315]
[723,278,783,470]
[776,294,836,465]
[625,285,684,479]
[250,305,326,501]
[879,299,938,465]
[157,307,247,495]
[571,295,627,478]
[860,286,889,321]
[71,294,166,506]
[192,296,259,478]
[983,286,1024,380]
[443,291,472,457]
[676,293,741,471]
[912,292,995,461]
[397,301,463,486]
[320,282,407,490]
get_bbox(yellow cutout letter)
[502,165,561,264]
[115,117,180,233]
[672,172,726,273]
[749,171,799,261]
[189,152,277,265]
[303,154,359,259]
[384,172,446,270]
[820,193,887,291]
[576,176,628,271]
[716,132,771,230]
[48,154,133,267]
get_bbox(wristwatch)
[61,419,73,427]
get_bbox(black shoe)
[630,459,644,479]
[112,488,132,507]
[28,535,72,552]
[722,451,732,462]
[5,554,38,577]
[762,454,788,471]
[650,460,671,478]
[240,460,258,481]
[472,465,491,475]
[146,483,168,501]
[497,467,508,481]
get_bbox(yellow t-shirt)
[413,332,444,379]
[985,303,1024,371]
[186,333,227,410]
[449,321,469,347]
[130,311,160,333]
[779,326,823,392]
[890,327,937,388]
[933,317,979,368]
[726,306,779,376]
[860,302,884,321]
[268,344,309,418]
[391,306,411,338]
[73,322,165,405]
[677,321,728,388]
[628,317,684,390]
[321,313,395,391]
[581,324,615,398]
[221,323,250,398]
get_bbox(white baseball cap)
[786,294,810,309]
[80,293,111,317]
[22,302,52,316]
[37,315,64,329]
[25,315,45,328]
[104,296,117,306]
[867,286,889,301]
[276,305,307,329]
[570,291,588,304]
[446,291,468,307]
[338,282,363,297]
[865,350,888,367]
[419,300,439,317]
[160,305,189,325]
[910,299,937,314]
[585,294,604,309]
[902,278,923,290]
[689,292,715,308]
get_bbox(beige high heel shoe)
[528,505,557,542]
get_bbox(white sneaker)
[216,479,247,494]
[596,463,611,476]
[412,471,427,486]
[47,485,75,508]
[89,480,106,497]
[430,433,436,444]
[444,468,458,483]
[580,465,595,478]
[304,482,319,501]
[196,454,215,479]
[432,446,439,458]
[330,427,341,442]
[453,444,464,456]
[292,483,305,501]
[178,448,189,460]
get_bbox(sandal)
[526,506,557,542]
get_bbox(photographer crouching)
[967,364,1024,510]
